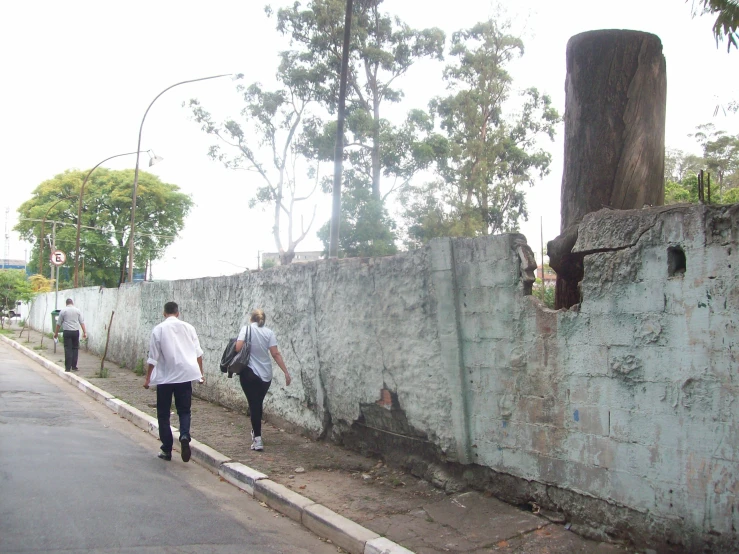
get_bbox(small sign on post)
[50,250,66,266]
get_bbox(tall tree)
[275,0,444,199]
[665,148,705,183]
[189,53,322,265]
[274,0,444,255]
[692,124,739,194]
[402,20,560,247]
[15,169,192,287]
[0,270,32,329]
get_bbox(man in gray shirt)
[53,298,88,372]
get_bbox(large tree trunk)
[548,30,666,309]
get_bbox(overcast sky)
[1,0,737,279]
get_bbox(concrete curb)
[2,334,416,554]
[189,438,232,469]
[365,537,415,554]
[303,504,380,554]
[219,462,268,495]
[254,479,316,522]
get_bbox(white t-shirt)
[237,322,277,382]
[147,316,204,385]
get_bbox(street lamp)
[73,150,162,288]
[127,74,232,284]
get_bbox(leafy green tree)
[261,258,277,270]
[0,270,32,329]
[316,173,398,257]
[665,148,704,183]
[274,0,444,253]
[274,0,444,199]
[189,54,323,265]
[402,20,560,247]
[692,124,739,195]
[15,169,192,287]
[665,174,701,204]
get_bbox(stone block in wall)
[515,422,568,458]
[457,286,514,317]
[515,395,566,427]
[609,469,656,512]
[459,313,513,341]
[565,404,610,437]
[562,344,609,377]
[564,433,614,469]
[588,314,637,347]
[557,311,592,346]
[567,375,614,405]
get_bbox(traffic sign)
[50,250,66,266]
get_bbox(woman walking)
[235,309,291,451]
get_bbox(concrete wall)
[28,204,738,551]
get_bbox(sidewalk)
[3,325,633,554]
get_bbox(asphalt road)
[0,341,336,554]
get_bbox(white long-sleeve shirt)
[147,316,203,385]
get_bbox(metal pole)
[328,0,353,259]
[74,150,143,288]
[127,74,231,284]
[540,216,544,288]
[52,222,58,311]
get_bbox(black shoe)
[180,437,191,463]
[158,451,172,461]
[65,369,71,372]
[71,367,79,371]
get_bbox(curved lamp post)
[73,150,162,288]
[127,73,231,284]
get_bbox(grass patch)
[98,367,109,378]
[33,345,45,351]
[119,362,127,369]
[0,328,13,336]
[134,358,145,376]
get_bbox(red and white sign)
[50,250,66,266]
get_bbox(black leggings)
[239,367,271,437]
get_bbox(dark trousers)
[156,382,192,453]
[62,330,80,370]
[239,367,271,437]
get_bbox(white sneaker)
[251,436,263,451]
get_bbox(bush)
[134,359,145,376]
[533,280,555,309]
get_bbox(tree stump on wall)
[548,29,666,309]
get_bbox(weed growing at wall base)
[134,359,145,376]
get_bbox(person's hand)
[199,375,205,384]
[284,373,292,386]
[143,376,150,389]
[82,333,87,339]
[53,333,58,340]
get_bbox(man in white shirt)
[144,301,204,462]
[53,298,88,372]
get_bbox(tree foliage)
[274,0,445,254]
[0,270,33,329]
[689,0,739,51]
[664,129,739,204]
[401,20,560,248]
[14,169,192,287]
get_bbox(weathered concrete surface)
[27,204,739,551]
